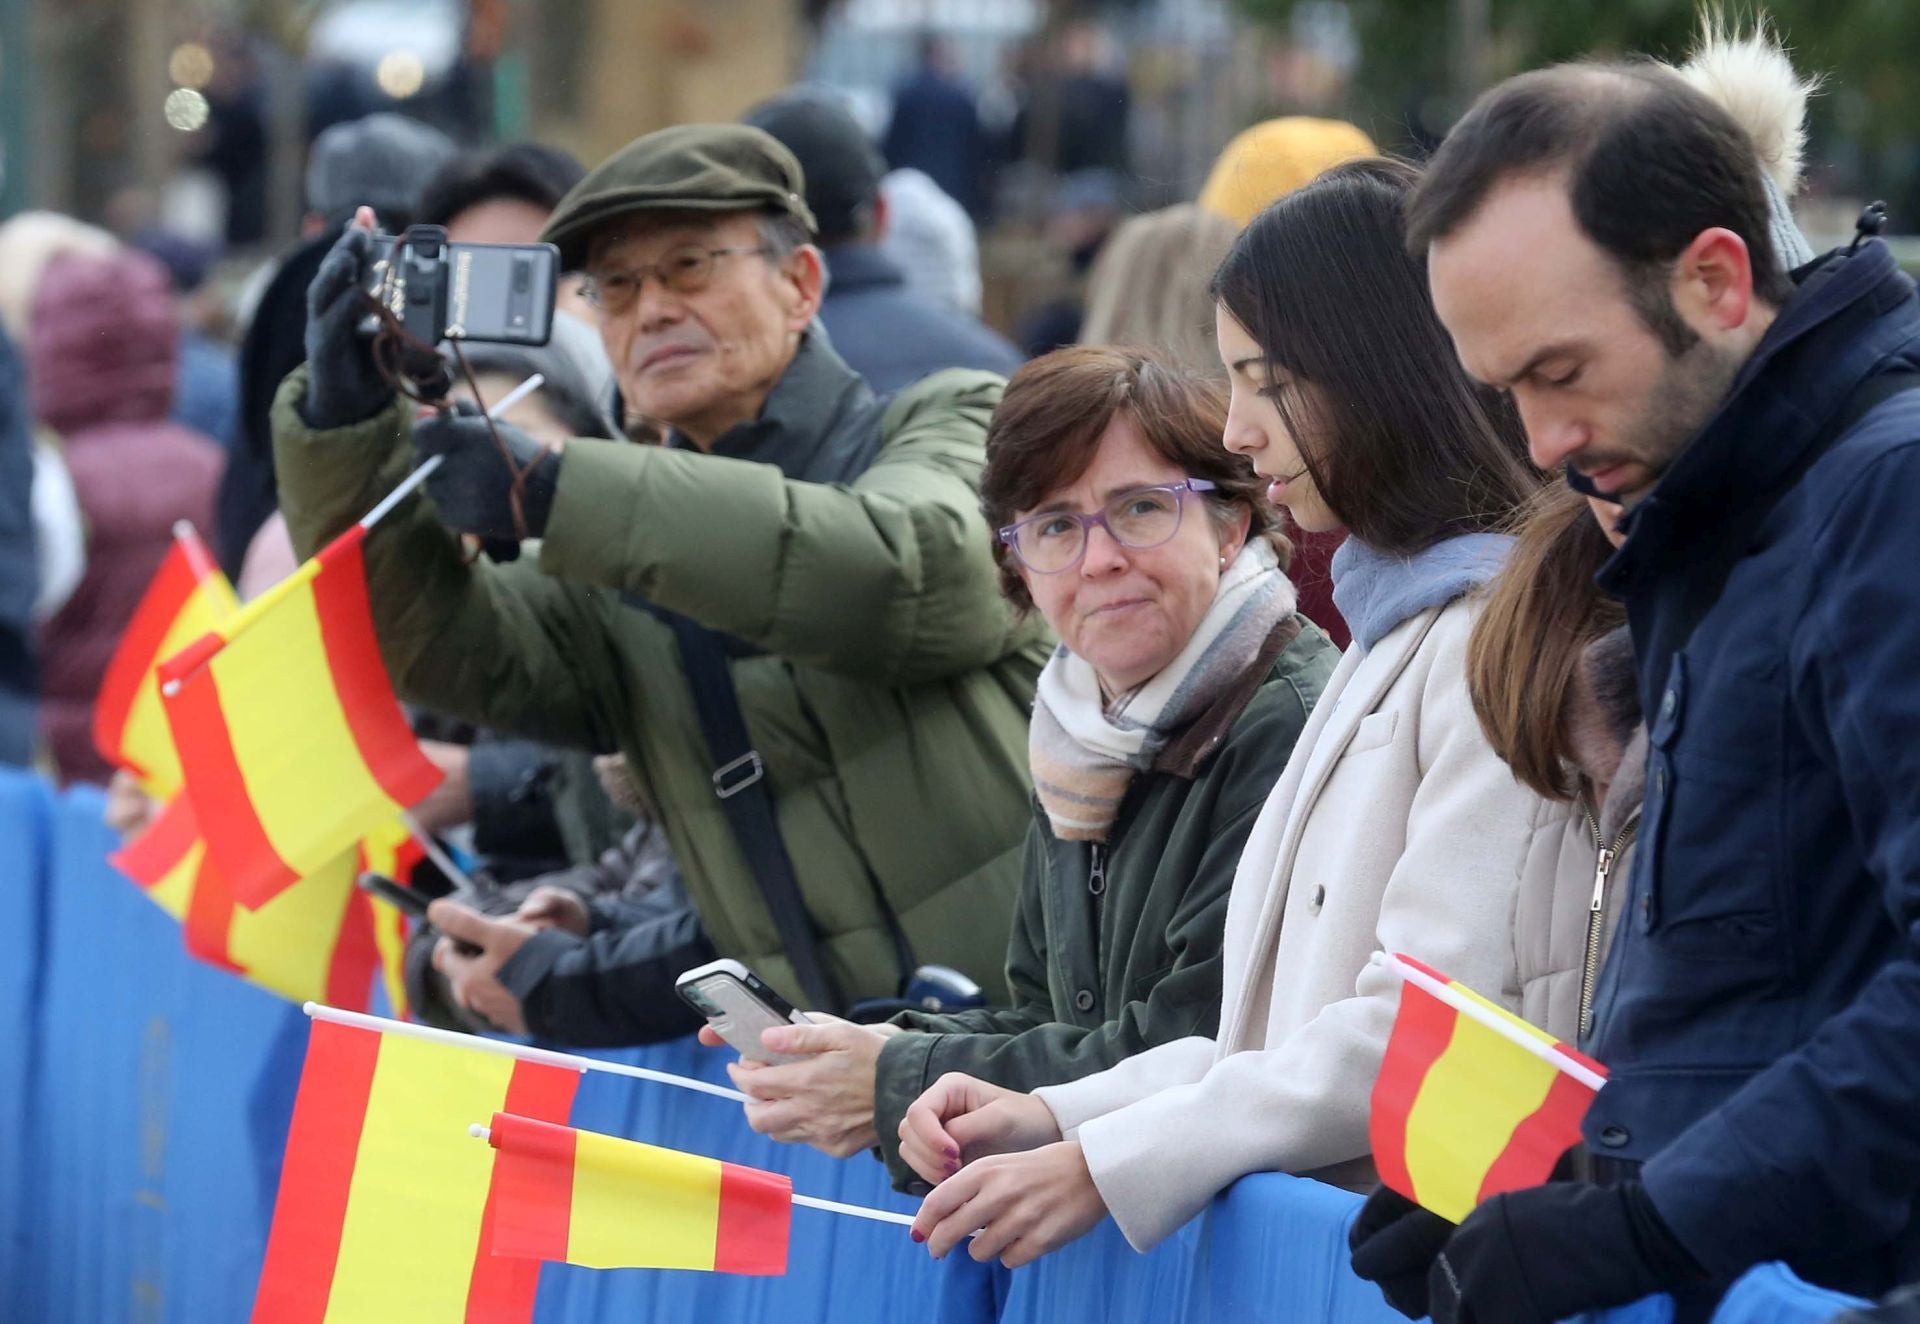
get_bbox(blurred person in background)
[30,249,223,784]
[746,90,1021,395]
[275,124,1047,1032]
[216,112,456,579]
[1193,115,1379,650]
[1018,168,1124,359]
[1079,204,1239,379]
[0,323,38,767]
[133,230,240,453]
[884,34,992,222]
[704,346,1338,1175]
[0,213,103,632]
[881,168,985,316]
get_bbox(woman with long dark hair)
[894,159,1588,1265]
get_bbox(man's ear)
[779,244,826,331]
[1672,227,1757,333]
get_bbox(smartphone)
[357,870,431,918]
[357,872,481,957]
[367,227,558,347]
[675,959,811,1065]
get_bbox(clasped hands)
[703,1028,1111,1269]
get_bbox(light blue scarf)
[1331,533,1513,650]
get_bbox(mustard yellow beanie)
[1198,117,1379,227]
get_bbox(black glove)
[300,222,394,431]
[1428,1181,1703,1324]
[413,405,561,544]
[1349,1185,1456,1320]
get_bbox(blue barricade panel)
[0,770,1866,1324]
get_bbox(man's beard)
[1602,338,1745,508]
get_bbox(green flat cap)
[540,123,816,271]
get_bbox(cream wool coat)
[1032,595,1585,1251]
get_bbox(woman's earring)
[1219,555,1228,568]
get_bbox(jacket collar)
[668,332,879,484]
[1600,240,1920,597]
[824,243,908,295]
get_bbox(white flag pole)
[358,372,546,533]
[466,1125,919,1229]
[305,1002,750,1103]
[1385,953,1608,1091]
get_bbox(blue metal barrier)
[0,770,1867,1324]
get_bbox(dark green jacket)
[873,615,1339,1183]
[272,336,1051,1007]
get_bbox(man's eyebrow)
[1501,339,1587,387]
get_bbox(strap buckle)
[711,751,765,800]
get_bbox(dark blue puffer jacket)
[1586,238,1920,1298]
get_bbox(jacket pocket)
[1640,654,1789,970]
[1341,709,1399,756]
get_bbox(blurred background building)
[6,0,1919,334]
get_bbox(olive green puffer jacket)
[271,338,1049,1007]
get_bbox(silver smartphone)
[674,958,812,1065]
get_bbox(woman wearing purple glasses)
[901,161,1586,1267]
[704,343,1337,1191]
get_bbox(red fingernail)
[910,1229,926,1244]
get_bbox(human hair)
[1210,157,1538,555]
[1467,483,1626,801]
[1080,204,1240,377]
[756,210,813,260]
[1405,61,1795,354]
[416,142,588,230]
[982,345,1287,611]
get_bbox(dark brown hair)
[1406,62,1794,353]
[1210,157,1539,555]
[981,345,1286,610]
[1467,483,1626,801]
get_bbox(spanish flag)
[92,524,238,796]
[161,524,442,908]
[1368,953,1607,1224]
[109,796,417,1014]
[484,1112,792,1275]
[252,1017,580,1324]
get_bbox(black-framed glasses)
[998,479,1218,574]
[580,245,774,314]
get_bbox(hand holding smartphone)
[675,959,811,1064]
[357,872,481,957]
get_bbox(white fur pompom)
[1675,13,1820,198]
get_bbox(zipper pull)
[1088,843,1107,897]
[1590,847,1614,911]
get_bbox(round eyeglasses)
[580,245,773,315]
[998,479,1218,574]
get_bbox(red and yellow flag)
[93,524,238,796]
[161,524,442,908]
[110,797,419,1014]
[485,1112,792,1275]
[253,1017,581,1324]
[1368,953,1607,1224]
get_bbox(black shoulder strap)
[652,607,846,1013]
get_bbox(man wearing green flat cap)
[270,124,1045,1076]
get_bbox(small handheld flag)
[1368,952,1607,1224]
[481,1113,793,1275]
[92,522,238,795]
[251,1017,580,1324]
[160,524,442,908]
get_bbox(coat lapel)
[1215,606,1445,1050]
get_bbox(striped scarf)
[1029,540,1297,842]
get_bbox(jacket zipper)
[1578,807,1642,1039]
